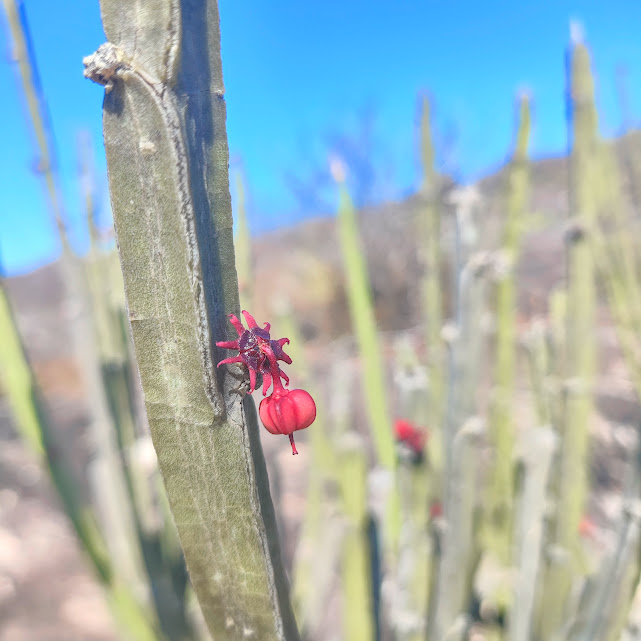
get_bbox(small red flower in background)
[429,501,443,519]
[216,311,316,455]
[579,515,598,540]
[394,419,428,456]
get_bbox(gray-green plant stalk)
[418,94,445,483]
[334,177,395,471]
[390,338,431,641]
[482,94,531,596]
[84,2,299,639]
[509,426,557,641]
[333,173,401,569]
[431,227,490,640]
[539,36,599,639]
[566,440,641,641]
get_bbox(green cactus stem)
[509,426,558,641]
[333,172,395,471]
[84,2,300,639]
[431,243,490,641]
[538,34,600,640]
[481,94,531,591]
[332,169,401,571]
[418,94,445,484]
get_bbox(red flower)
[217,310,316,454]
[216,310,291,395]
[394,419,427,455]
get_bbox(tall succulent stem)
[431,237,489,641]
[418,95,445,482]
[482,94,531,584]
[84,2,299,639]
[539,37,599,640]
[335,180,395,471]
[338,435,376,641]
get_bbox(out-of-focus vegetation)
[2,1,641,641]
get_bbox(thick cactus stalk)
[84,3,299,639]
[418,94,445,482]
[539,35,599,639]
[482,94,531,586]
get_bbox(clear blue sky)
[1,1,641,274]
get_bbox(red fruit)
[259,387,316,455]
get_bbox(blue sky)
[1,1,641,275]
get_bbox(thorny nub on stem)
[216,311,316,454]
